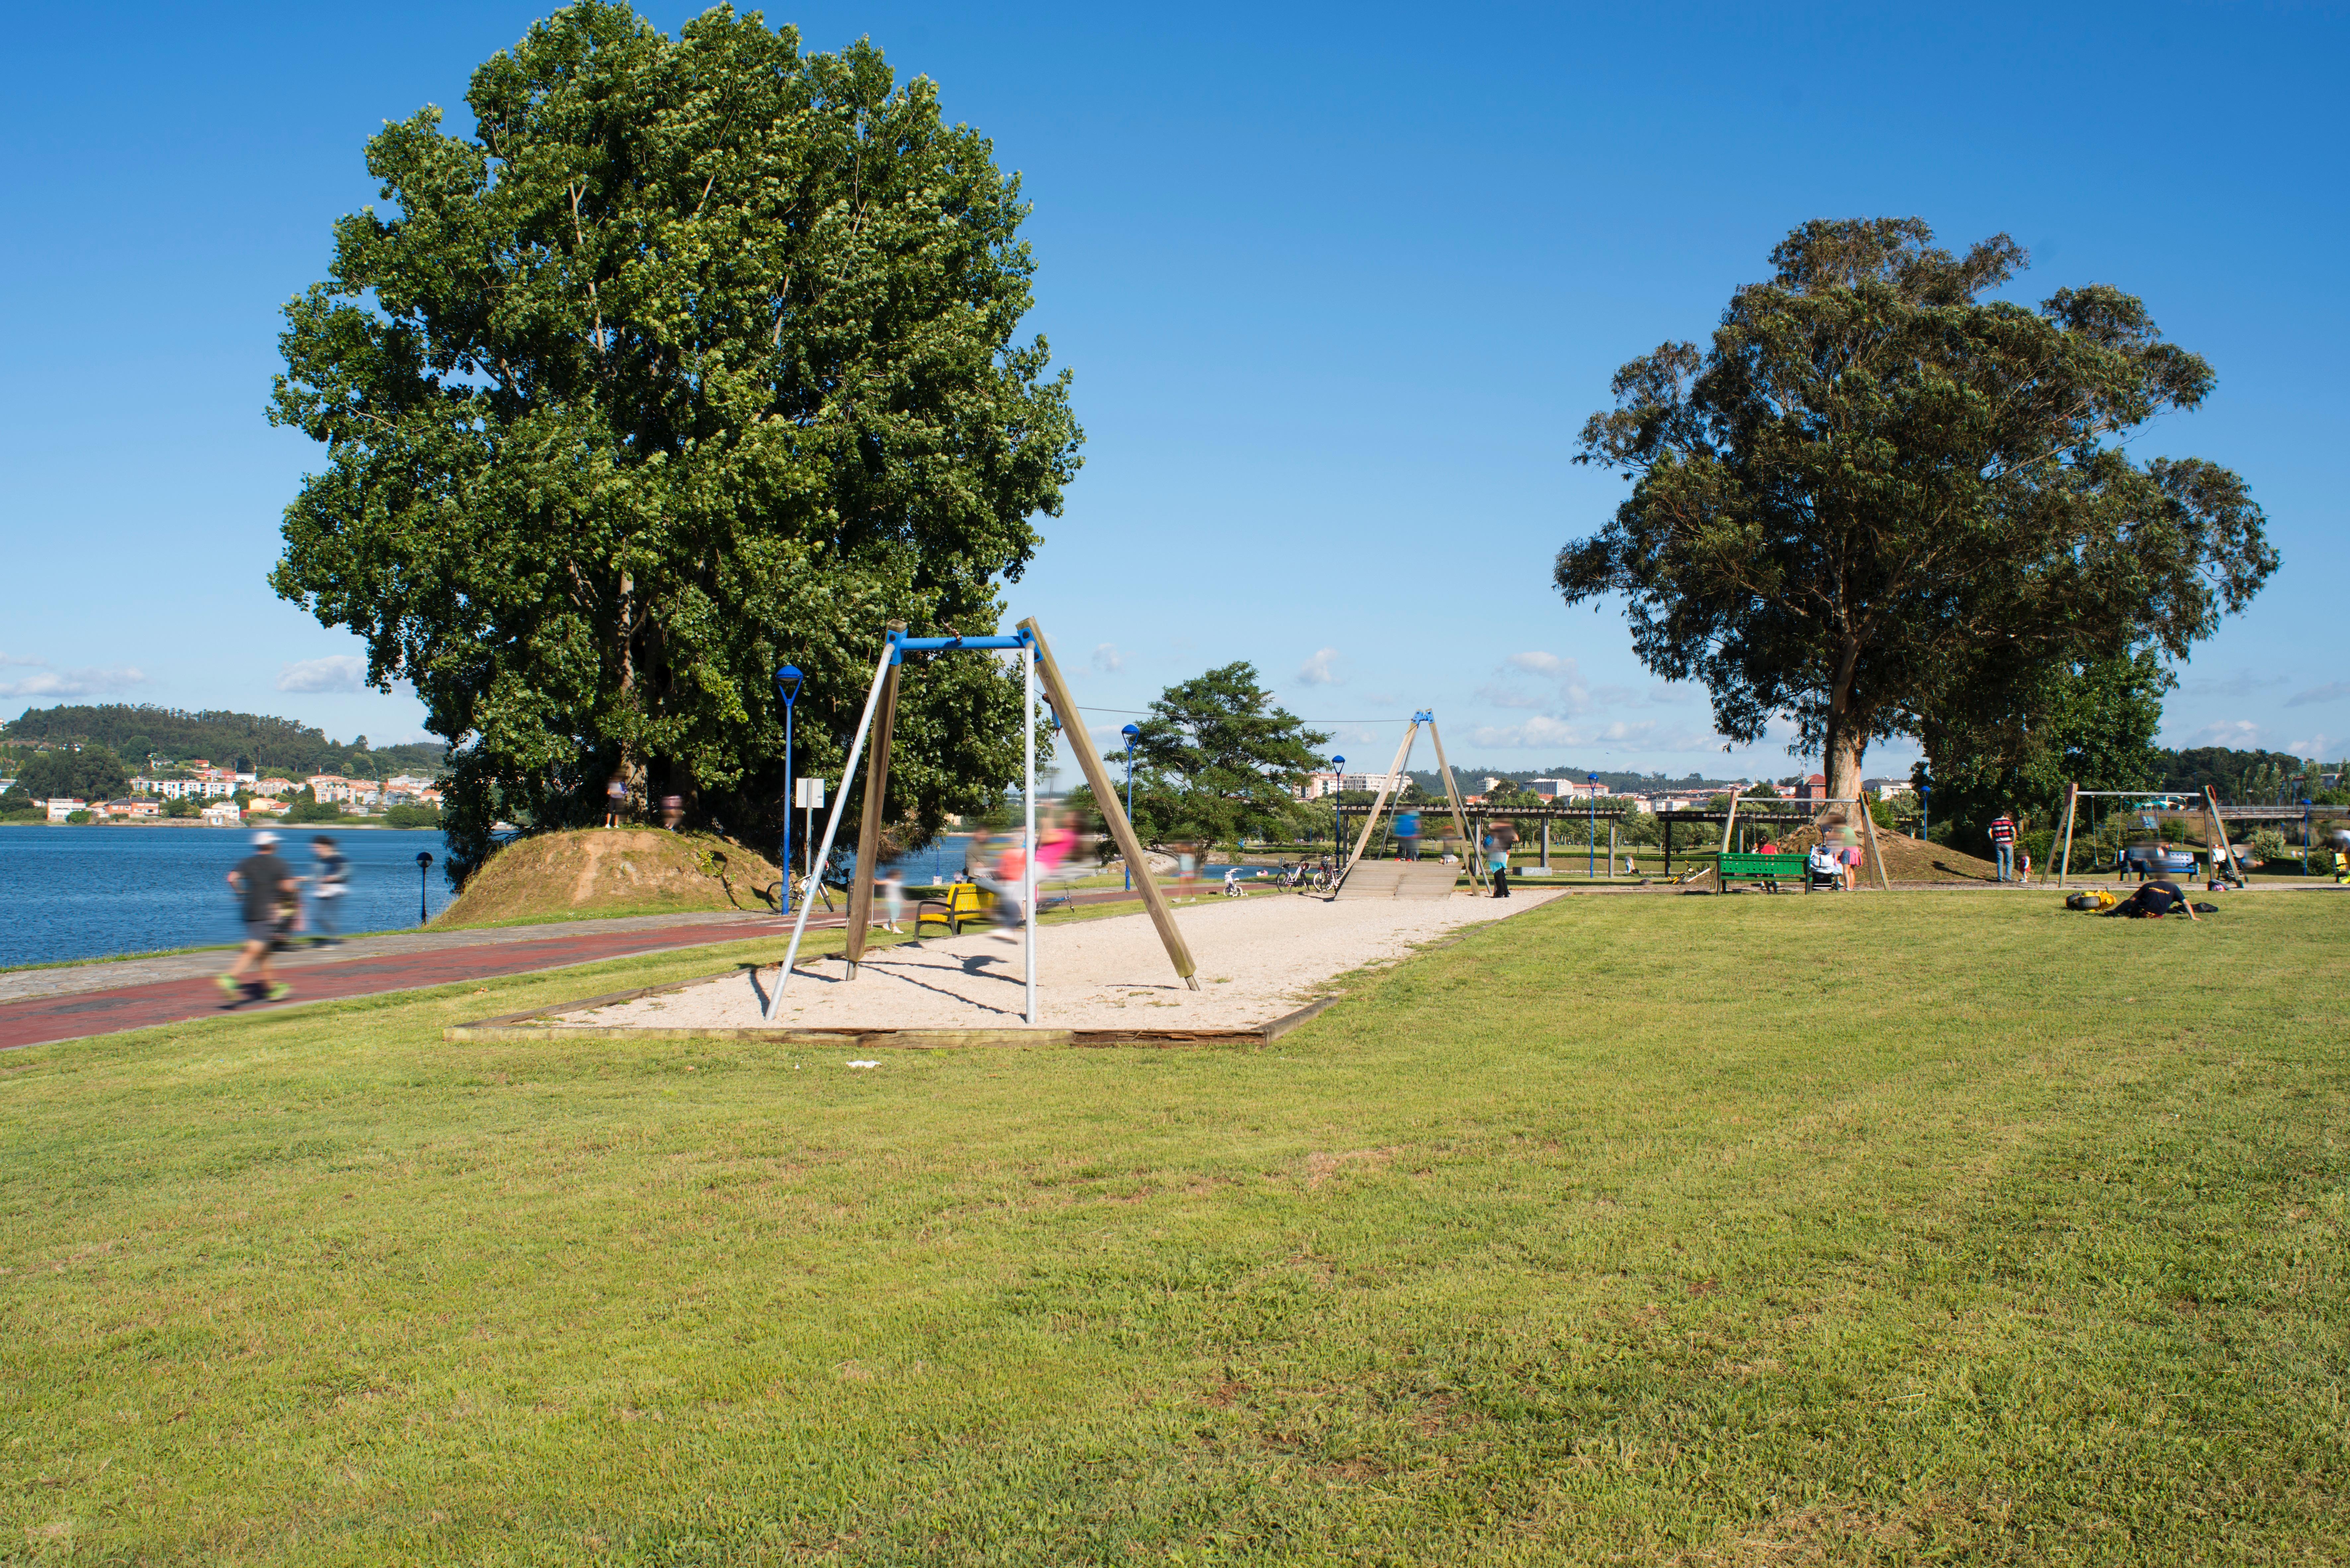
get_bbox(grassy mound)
[436,827,781,927]
[1769,822,2004,882]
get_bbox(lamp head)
[416,850,434,869]
[1121,723,1140,741]
[775,664,803,703]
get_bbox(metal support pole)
[762,639,895,1021]
[1609,821,1617,878]
[780,694,794,915]
[2056,783,2078,888]
[1024,641,1037,1026]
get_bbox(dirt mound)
[1767,824,2004,883]
[438,829,782,927]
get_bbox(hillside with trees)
[3,705,441,778]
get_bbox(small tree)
[1116,663,1330,844]
[1559,218,2275,802]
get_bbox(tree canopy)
[14,746,130,803]
[4,704,439,777]
[1558,217,2276,803]
[1106,663,1329,842]
[269,3,1081,878]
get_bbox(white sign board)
[795,777,826,809]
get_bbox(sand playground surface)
[559,888,1564,1034]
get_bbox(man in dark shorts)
[2103,876,2200,921]
[219,831,297,1000]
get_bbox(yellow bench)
[915,881,995,936]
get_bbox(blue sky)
[5,1,2344,780]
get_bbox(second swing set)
[759,617,1195,1025]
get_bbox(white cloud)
[277,655,369,693]
[2286,734,2340,758]
[2183,670,2288,698]
[1473,682,1549,710]
[0,654,149,699]
[1465,716,1729,752]
[1505,651,1568,675]
[2286,682,2350,708]
[1090,643,1124,675]
[1297,647,1341,686]
[2182,718,2263,748]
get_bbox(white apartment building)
[306,774,357,803]
[46,797,87,821]
[201,800,244,826]
[251,777,296,797]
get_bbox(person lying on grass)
[2102,876,2200,921]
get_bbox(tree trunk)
[1823,645,1866,803]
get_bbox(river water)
[0,825,454,968]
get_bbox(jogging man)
[220,831,296,1001]
[1989,810,2019,882]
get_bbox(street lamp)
[775,664,803,914]
[1121,723,1140,890]
[1919,778,1932,844]
[1331,756,1345,865]
[415,850,434,925]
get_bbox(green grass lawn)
[3,892,2345,1564]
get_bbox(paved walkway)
[0,887,1195,1051]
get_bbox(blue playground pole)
[775,664,802,913]
[1121,723,1140,890]
[1587,771,1597,877]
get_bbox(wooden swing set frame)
[758,617,1196,1025]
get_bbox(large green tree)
[15,747,130,803]
[1916,649,2170,848]
[269,3,1080,878]
[1105,663,1330,843]
[1558,218,2275,803]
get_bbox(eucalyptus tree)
[270,3,1081,876]
[1115,663,1331,843]
[1558,218,2275,803]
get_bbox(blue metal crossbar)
[889,630,1033,661]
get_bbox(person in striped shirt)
[1989,811,2018,882]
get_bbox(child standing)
[878,864,905,934]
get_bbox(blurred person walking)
[308,835,349,946]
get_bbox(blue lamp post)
[775,664,803,914]
[1121,723,1140,890]
[1919,778,1932,845]
[1331,757,1346,862]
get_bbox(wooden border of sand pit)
[442,975,1344,1050]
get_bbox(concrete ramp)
[1335,860,1463,900]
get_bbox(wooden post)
[1343,721,1421,880]
[2056,783,2078,888]
[1018,617,1198,990]
[1717,788,1743,856]
[1857,794,1891,891]
[1425,720,1482,886]
[2203,785,2243,884]
[841,626,904,977]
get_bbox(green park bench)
[1714,852,1817,893]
